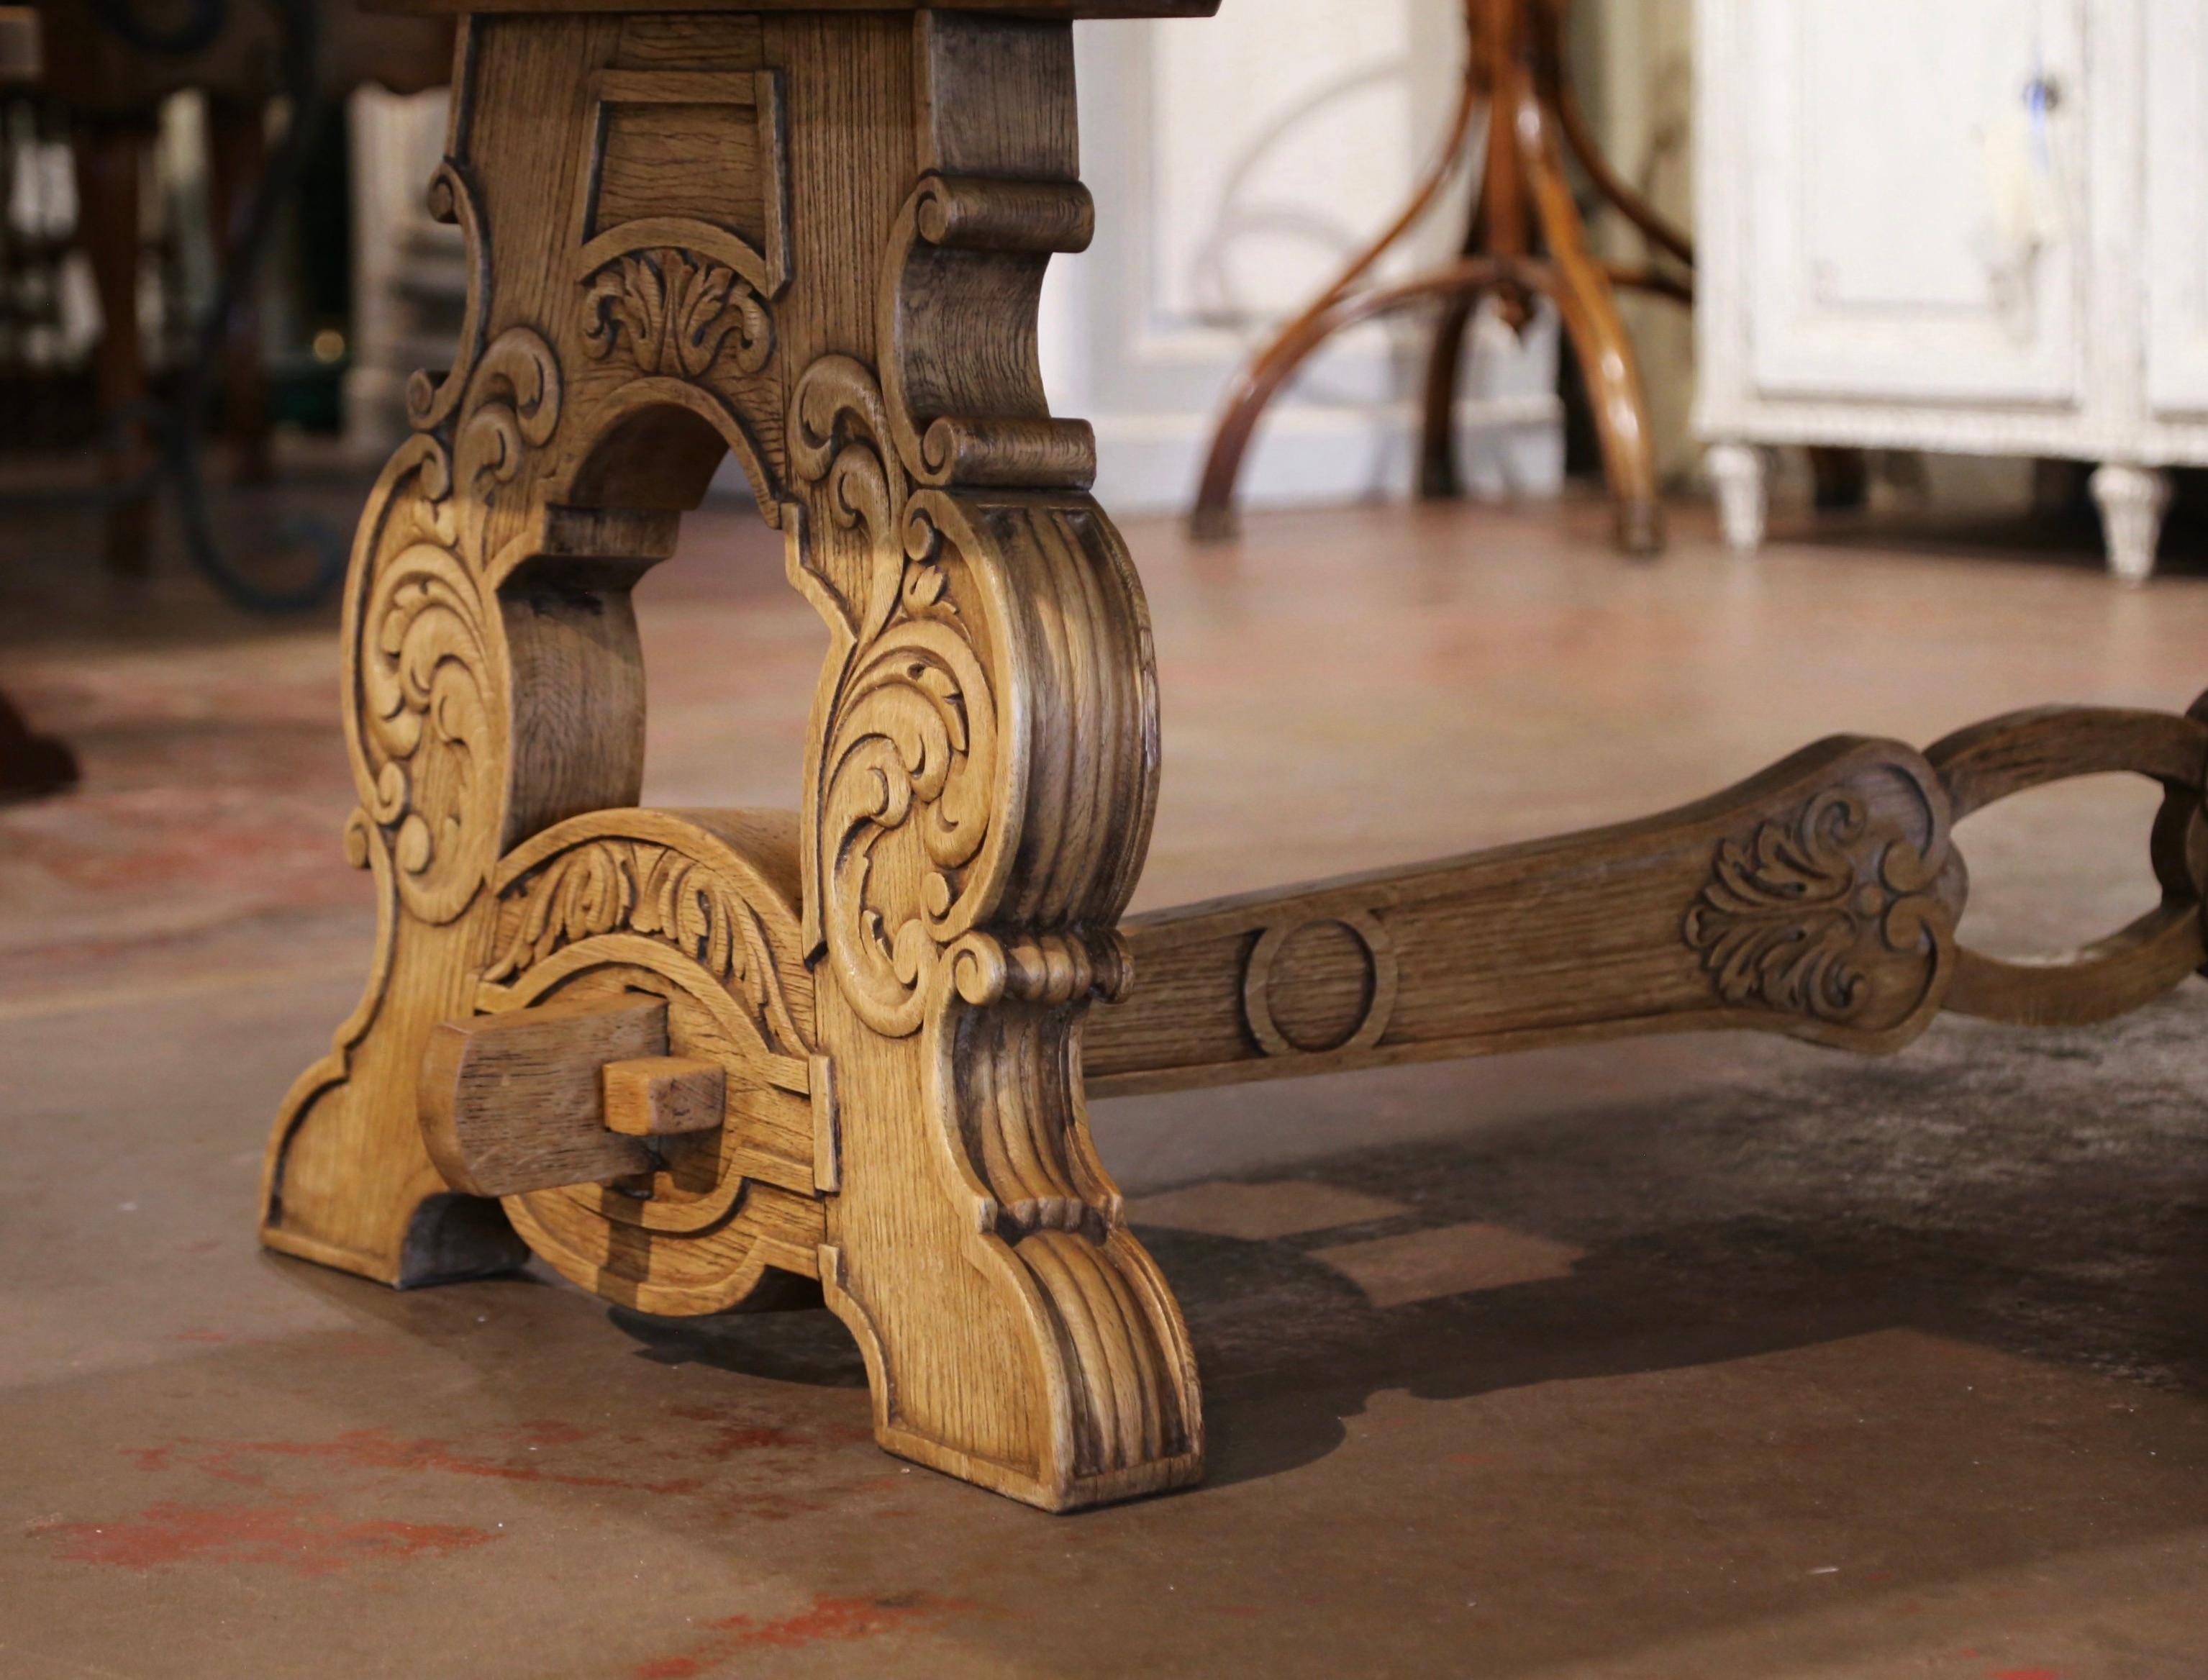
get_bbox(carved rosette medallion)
[1242,911,1399,1058]
[580,248,773,381]
[1684,763,1956,1041]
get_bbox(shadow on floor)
[592,993,2208,1497]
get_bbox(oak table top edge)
[366,0,1217,17]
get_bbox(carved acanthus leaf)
[486,838,807,1057]
[581,248,773,381]
[1684,787,1941,1024]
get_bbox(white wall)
[345,85,460,458]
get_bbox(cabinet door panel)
[1748,0,2083,407]
[2145,0,2208,417]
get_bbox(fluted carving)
[790,296,1199,1504]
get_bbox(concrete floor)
[3,489,2207,1677]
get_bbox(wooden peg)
[601,1057,725,1138]
[419,997,670,1198]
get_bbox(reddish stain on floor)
[699,1423,809,1456]
[514,1420,592,1448]
[665,1407,873,1459]
[34,1497,499,1578]
[630,1593,971,1678]
[124,1425,701,1497]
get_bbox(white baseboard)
[1091,392,1564,515]
[706,393,1564,515]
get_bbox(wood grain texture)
[775,15,1198,1510]
[602,1056,727,1136]
[1930,704,2208,1027]
[1088,703,2208,1096]
[420,996,668,1195]
[1090,735,1966,1094]
[479,805,822,1313]
[263,4,1196,1507]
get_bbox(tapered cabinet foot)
[2091,463,2170,586]
[1707,442,1767,553]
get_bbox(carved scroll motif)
[789,310,1197,1504]
[404,162,489,433]
[485,836,808,1059]
[354,328,564,927]
[1684,779,1951,1031]
[789,354,1007,1040]
[580,248,773,381]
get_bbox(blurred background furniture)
[1696,0,2208,584]
[342,81,463,455]
[1190,0,1691,554]
[22,0,449,574]
[0,2,76,800]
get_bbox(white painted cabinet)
[2144,1,2208,419]
[1696,0,2207,581]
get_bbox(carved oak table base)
[261,1,2208,1512]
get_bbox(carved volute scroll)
[263,17,772,1289]
[262,310,586,1285]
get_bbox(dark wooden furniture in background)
[29,0,452,573]
[0,685,76,800]
[1191,0,1691,554]
[1,4,78,802]
[260,0,2208,1515]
